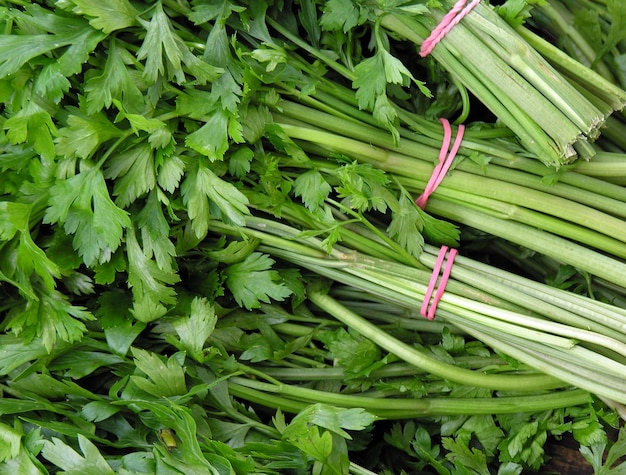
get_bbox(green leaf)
[80,401,121,423]
[224,252,292,310]
[442,437,490,475]
[104,143,156,207]
[0,423,21,463]
[189,2,244,25]
[386,193,426,258]
[334,162,394,213]
[85,38,145,114]
[353,54,385,111]
[181,163,250,238]
[319,327,382,379]
[42,435,116,475]
[0,448,44,475]
[3,100,57,161]
[497,462,523,475]
[594,0,626,65]
[0,31,78,79]
[126,225,179,322]
[136,190,176,272]
[120,400,214,471]
[137,3,184,84]
[380,49,413,86]
[185,108,235,160]
[44,169,131,266]
[55,110,123,160]
[64,0,140,33]
[97,290,146,355]
[172,297,217,362]
[495,0,538,28]
[137,2,222,85]
[3,288,93,351]
[604,426,626,471]
[282,404,375,474]
[48,350,124,379]
[157,154,186,193]
[0,335,50,376]
[228,146,254,179]
[294,169,332,211]
[131,348,187,398]
[0,201,29,241]
[291,404,377,438]
[319,0,369,33]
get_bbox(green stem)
[228,378,590,418]
[306,288,563,392]
[425,197,626,288]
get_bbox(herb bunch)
[1,0,626,474]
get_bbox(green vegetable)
[314,0,626,166]
[1,0,626,474]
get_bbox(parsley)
[224,252,293,310]
[1,1,626,474]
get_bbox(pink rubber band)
[420,246,458,320]
[415,118,465,210]
[419,0,481,57]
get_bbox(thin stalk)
[414,184,626,259]
[306,288,563,392]
[228,377,591,418]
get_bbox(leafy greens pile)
[2,0,626,473]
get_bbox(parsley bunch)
[1,0,626,474]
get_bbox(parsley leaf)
[3,100,57,161]
[0,423,21,463]
[137,2,222,85]
[181,162,250,238]
[42,434,115,475]
[319,0,369,33]
[62,0,140,33]
[84,38,145,114]
[334,162,396,213]
[595,0,626,66]
[171,297,218,363]
[55,109,124,161]
[130,348,187,398]
[126,225,179,322]
[294,169,332,211]
[104,143,156,207]
[319,327,383,380]
[386,193,427,258]
[44,168,131,266]
[0,201,60,294]
[224,252,292,309]
[0,8,98,78]
[135,190,177,272]
[3,288,94,352]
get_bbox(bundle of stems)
[511,0,626,150]
[301,0,626,166]
[254,83,626,289]
[215,303,591,419]
[208,212,626,411]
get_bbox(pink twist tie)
[415,118,464,210]
[419,0,481,57]
[421,246,458,320]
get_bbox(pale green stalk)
[227,378,591,419]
